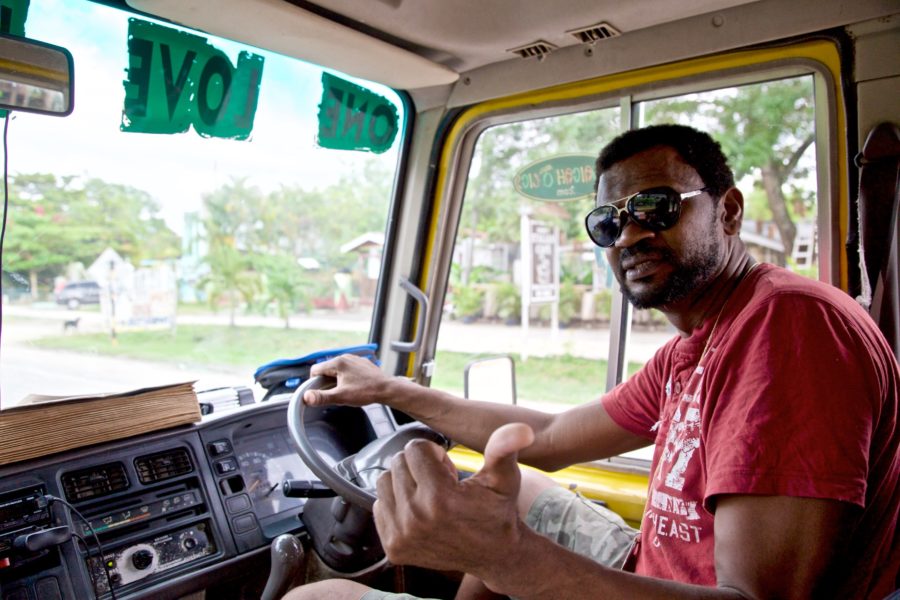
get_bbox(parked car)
[55,280,101,309]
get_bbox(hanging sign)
[0,0,29,36]
[514,154,596,202]
[317,72,399,154]
[121,19,264,140]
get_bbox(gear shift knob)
[261,534,305,600]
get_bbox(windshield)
[0,0,405,407]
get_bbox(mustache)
[619,240,673,263]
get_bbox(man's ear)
[720,187,744,236]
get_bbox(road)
[1,304,673,408]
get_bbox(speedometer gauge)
[233,431,314,520]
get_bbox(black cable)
[72,532,99,598]
[45,495,117,600]
[0,113,9,363]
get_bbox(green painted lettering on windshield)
[317,72,398,153]
[0,0,29,36]
[121,19,264,140]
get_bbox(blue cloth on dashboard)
[253,343,379,393]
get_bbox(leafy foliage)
[641,76,816,255]
[5,174,180,296]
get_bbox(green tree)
[255,253,310,329]
[5,174,180,297]
[458,108,619,284]
[200,241,261,327]
[266,159,391,269]
[197,160,393,319]
[201,178,263,249]
[642,76,816,256]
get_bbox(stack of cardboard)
[0,382,201,466]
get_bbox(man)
[286,125,900,599]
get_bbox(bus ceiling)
[121,0,897,107]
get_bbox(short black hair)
[595,124,735,198]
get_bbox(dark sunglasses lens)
[630,189,680,230]
[585,206,620,247]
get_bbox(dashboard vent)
[568,22,621,43]
[135,448,193,484]
[62,463,130,502]
[507,40,557,60]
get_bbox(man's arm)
[376,426,853,600]
[305,354,648,471]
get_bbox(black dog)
[63,317,80,332]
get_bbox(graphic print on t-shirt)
[646,365,708,547]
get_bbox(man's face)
[597,146,725,309]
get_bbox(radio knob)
[131,549,154,570]
[183,537,197,550]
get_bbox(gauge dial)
[233,431,314,520]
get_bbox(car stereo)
[0,485,50,554]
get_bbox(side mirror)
[0,34,73,116]
[464,355,517,405]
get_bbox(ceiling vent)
[568,22,621,44]
[508,40,557,60]
[135,448,194,484]
[62,463,130,502]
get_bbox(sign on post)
[519,212,560,360]
[529,221,558,303]
[514,154,596,202]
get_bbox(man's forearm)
[381,377,556,460]
[483,529,744,600]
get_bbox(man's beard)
[616,231,721,310]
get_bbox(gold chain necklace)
[697,262,760,364]
[647,261,761,490]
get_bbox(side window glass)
[628,75,819,374]
[434,73,822,466]
[638,76,818,278]
[432,107,625,411]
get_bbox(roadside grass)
[30,324,368,370]
[29,324,643,405]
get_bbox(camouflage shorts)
[359,486,638,600]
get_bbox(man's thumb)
[478,423,535,497]
[303,388,334,405]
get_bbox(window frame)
[412,40,847,474]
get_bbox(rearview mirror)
[464,355,517,405]
[0,34,73,116]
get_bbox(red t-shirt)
[603,264,900,598]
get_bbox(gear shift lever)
[261,534,305,600]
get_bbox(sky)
[8,0,403,233]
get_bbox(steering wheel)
[287,375,451,511]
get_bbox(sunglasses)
[584,186,709,247]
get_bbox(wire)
[45,495,117,600]
[0,113,9,363]
[72,532,99,598]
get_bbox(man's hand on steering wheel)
[374,423,536,586]
[303,354,399,408]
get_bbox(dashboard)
[0,396,388,600]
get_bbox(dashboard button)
[36,577,62,600]
[232,514,258,534]
[208,440,232,456]
[4,588,28,600]
[226,494,252,514]
[215,458,238,474]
